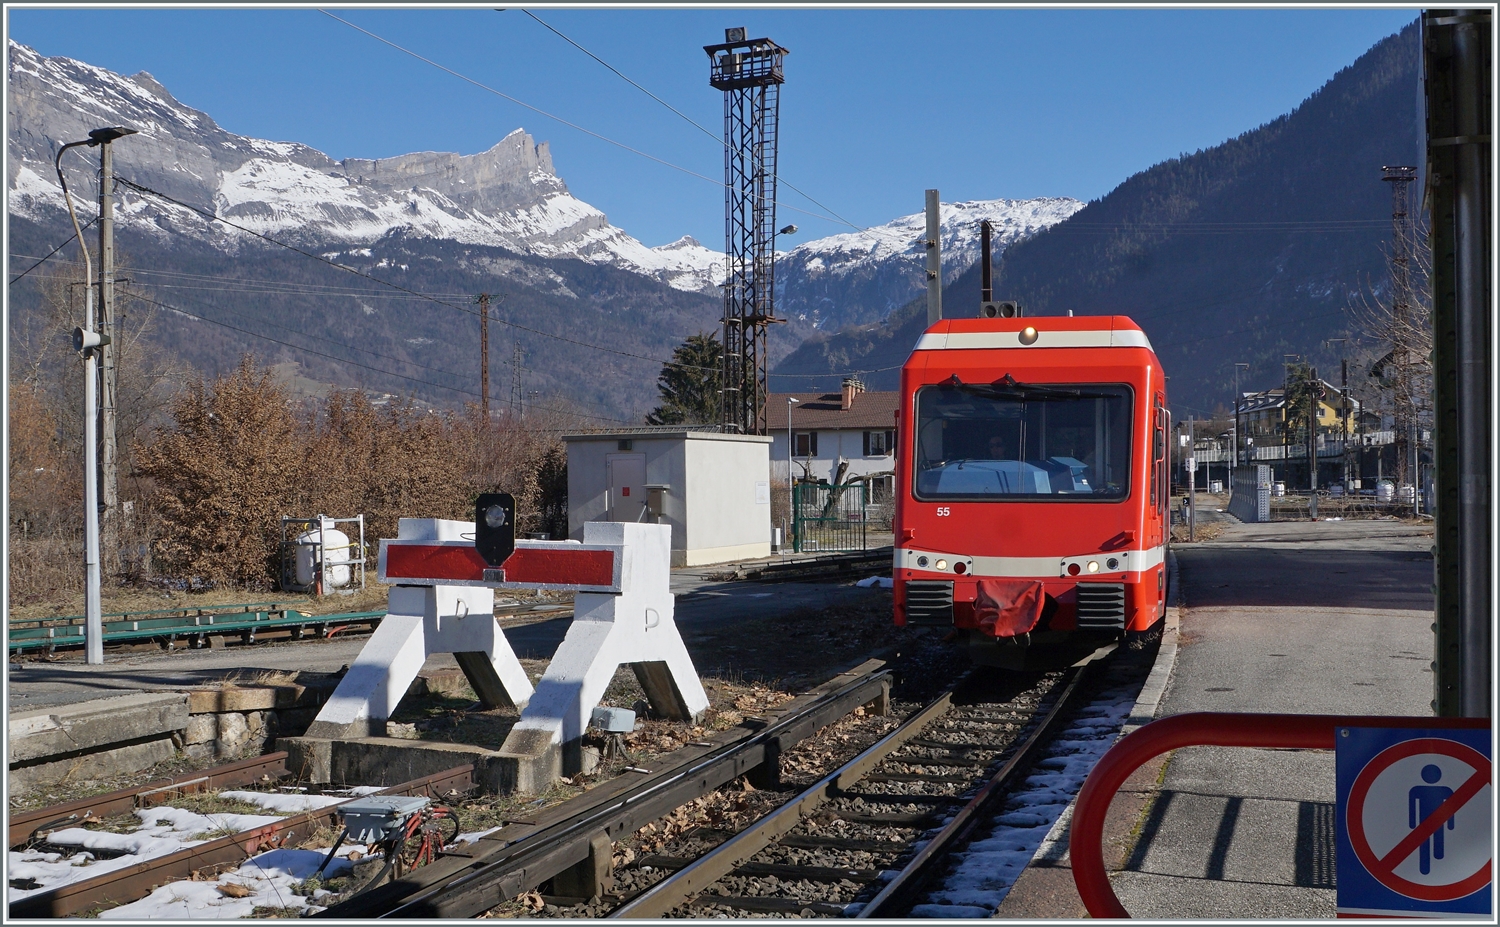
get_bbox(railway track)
[8,764,475,918]
[8,657,894,918]
[605,653,1107,918]
[311,659,893,918]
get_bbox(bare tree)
[1348,228,1433,489]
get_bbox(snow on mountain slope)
[6,41,722,293]
[774,197,1084,331]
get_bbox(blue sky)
[8,7,1416,248]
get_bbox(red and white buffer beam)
[310,517,708,789]
[305,517,535,739]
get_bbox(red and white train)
[892,314,1170,668]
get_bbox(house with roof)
[766,379,899,494]
[1238,382,1366,439]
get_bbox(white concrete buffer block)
[497,522,709,779]
[305,577,533,740]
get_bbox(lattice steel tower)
[706,27,787,435]
[1382,165,1420,488]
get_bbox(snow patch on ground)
[218,790,349,814]
[915,678,1141,914]
[97,846,365,919]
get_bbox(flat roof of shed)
[562,431,773,443]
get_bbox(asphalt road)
[7,575,885,712]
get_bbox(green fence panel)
[792,482,869,553]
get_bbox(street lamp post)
[1233,362,1250,469]
[786,397,799,549]
[56,126,135,665]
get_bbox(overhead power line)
[318,9,851,229]
[518,9,860,231]
[113,175,725,373]
[8,216,99,285]
[129,289,632,423]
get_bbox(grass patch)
[250,905,304,918]
[164,791,273,818]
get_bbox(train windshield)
[913,382,1133,501]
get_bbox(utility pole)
[99,137,118,569]
[1382,165,1419,494]
[510,341,525,419]
[980,219,993,303]
[477,293,491,420]
[1424,9,1490,718]
[1186,417,1196,542]
[1233,362,1250,468]
[90,127,134,578]
[1307,366,1319,493]
[925,190,942,326]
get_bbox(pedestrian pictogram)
[1336,726,1492,918]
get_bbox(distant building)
[766,379,899,493]
[1238,381,1363,439]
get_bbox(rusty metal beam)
[8,751,292,849]
[9,764,474,918]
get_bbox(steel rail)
[856,657,1099,916]
[8,751,293,849]
[610,679,964,918]
[316,659,892,919]
[9,765,475,918]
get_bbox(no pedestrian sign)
[1336,726,1492,918]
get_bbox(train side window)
[1151,401,1166,511]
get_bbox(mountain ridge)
[771,21,1421,412]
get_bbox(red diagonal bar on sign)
[1372,767,1489,879]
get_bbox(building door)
[606,454,647,522]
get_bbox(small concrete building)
[563,430,773,567]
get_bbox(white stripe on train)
[912,328,1154,352]
[894,545,1167,580]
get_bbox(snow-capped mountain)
[774,197,1084,332]
[6,41,724,293]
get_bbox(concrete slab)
[999,517,1435,920]
[8,737,179,792]
[8,692,189,764]
[279,735,501,789]
[1111,869,1335,919]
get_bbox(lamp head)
[778,224,798,236]
[88,126,137,145]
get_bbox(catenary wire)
[105,178,896,383]
[8,216,99,285]
[518,9,861,232]
[114,175,728,373]
[130,289,633,424]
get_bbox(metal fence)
[792,481,868,552]
[1228,465,1272,523]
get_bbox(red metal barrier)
[1070,712,1492,919]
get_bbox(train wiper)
[941,373,1116,401]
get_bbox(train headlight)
[1106,557,1120,571]
[935,559,948,571]
[1019,326,1039,346]
[1087,560,1100,573]
[917,556,929,568]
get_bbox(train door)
[606,453,647,522]
[1151,397,1168,544]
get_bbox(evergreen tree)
[646,332,722,425]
